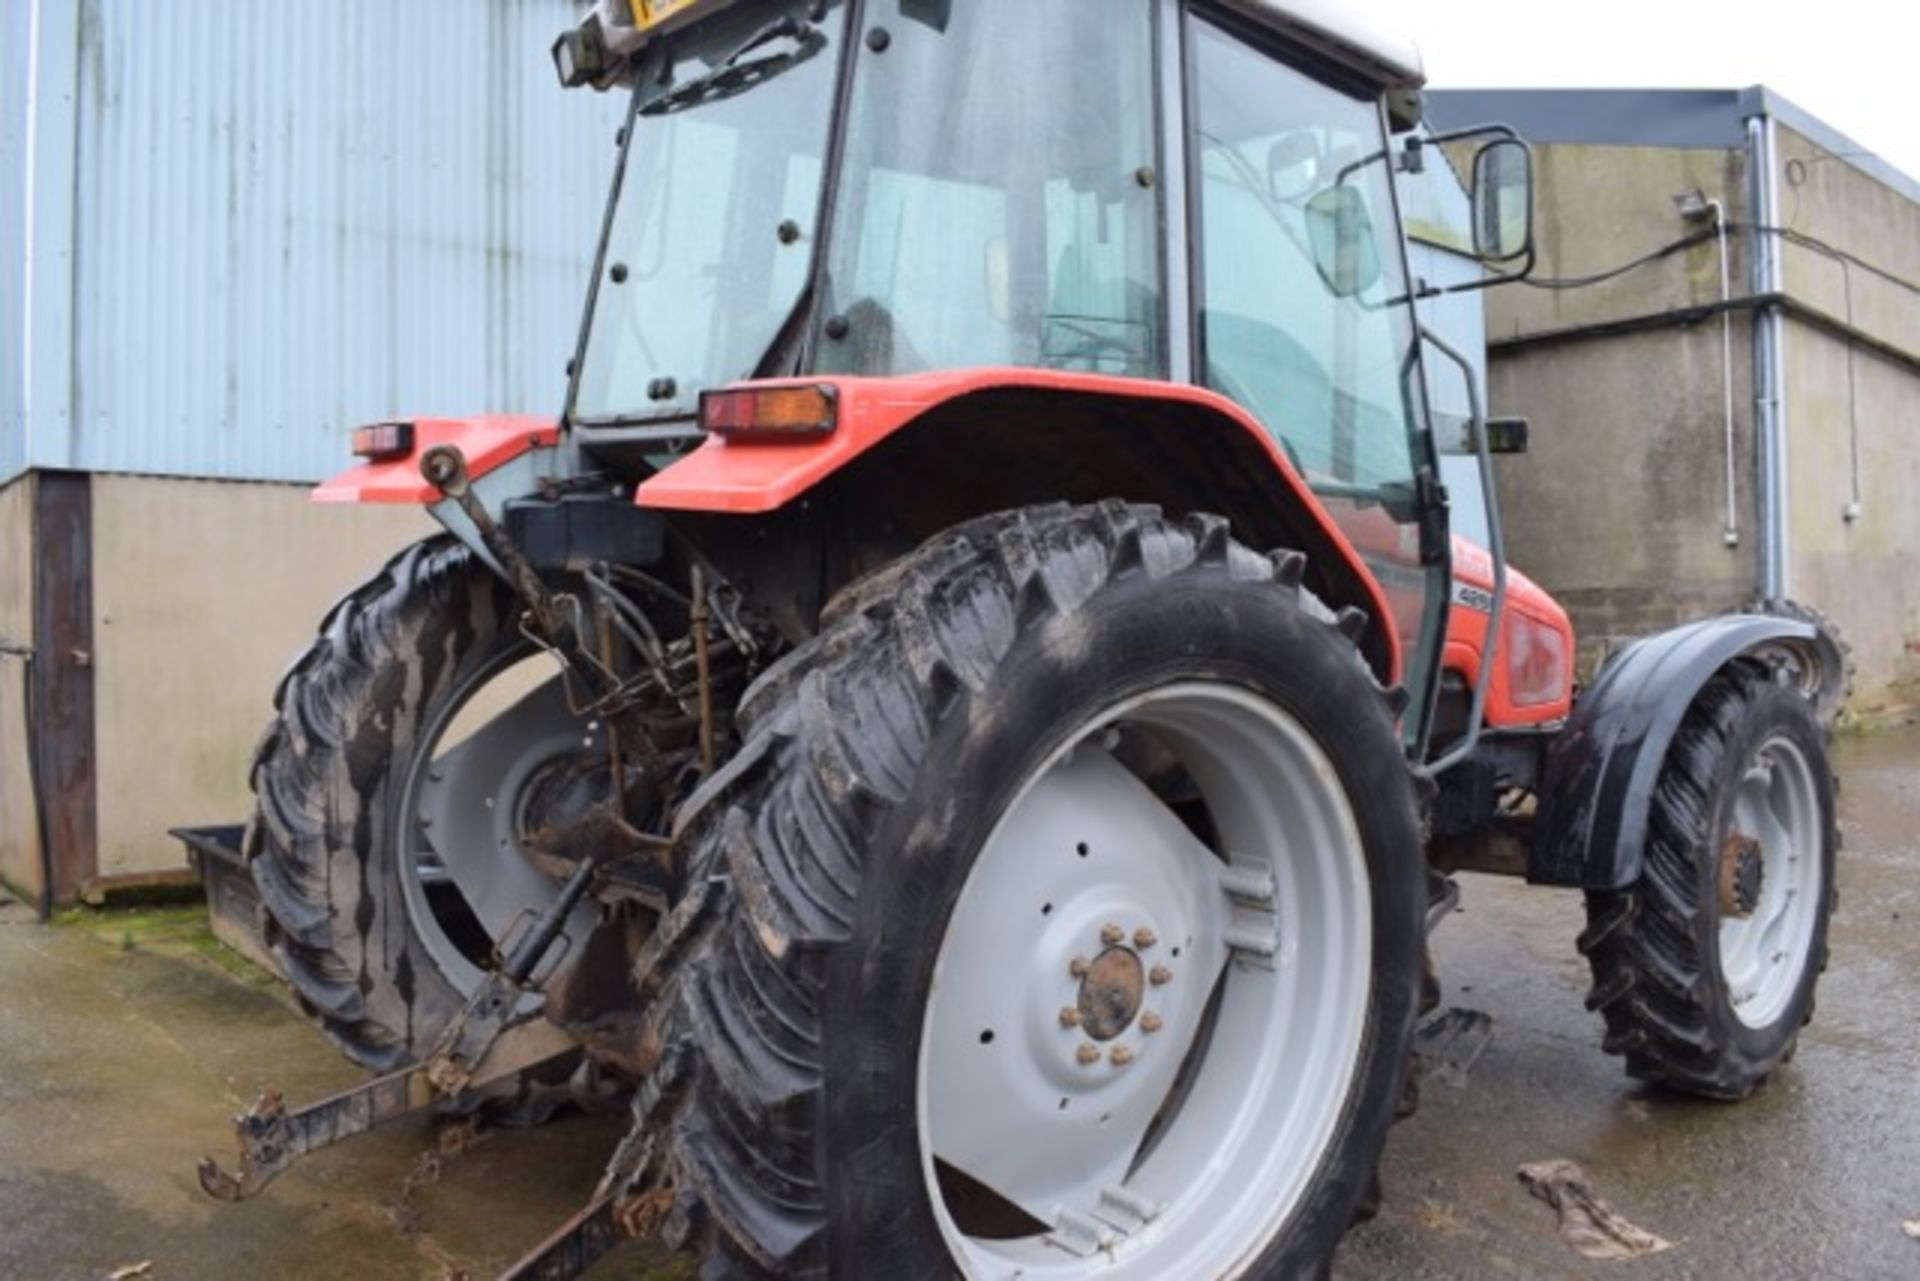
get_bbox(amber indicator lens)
[700,385,838,438]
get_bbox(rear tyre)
[1580,660,1836,1098]
[246,537,594,1077]
[645,503,1425,1278]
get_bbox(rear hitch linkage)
[200,445,747,1209]
[196,851,599,1202]
[201,444,770,1271]
[499,880,725,1281]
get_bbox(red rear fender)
[639,368,1404,682]
[312,415,559,504]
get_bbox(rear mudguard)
[638,368,1404,682]
[312,416,559,503]
[1531,614,1844,889]
[309,373,1405,682]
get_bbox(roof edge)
[1216,0,1424,89]
[1425,87,1919,207]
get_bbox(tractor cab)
[555,0,1537,744]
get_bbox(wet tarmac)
[1,723,1916,1280]
[1339,722,1920,1280]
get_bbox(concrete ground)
[1335,720,1920,1280]
[3,724,1918,1280]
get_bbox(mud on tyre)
[246,537,582,1082]
[641,502,1427,1278]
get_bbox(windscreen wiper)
[643,15,826,116]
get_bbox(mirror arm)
[1419,122,1521,148]
[1428,241,1535,297]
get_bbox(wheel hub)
[1076,946,1146,1040]
[1040,901,1182,1080]
[1719,831,1764,919]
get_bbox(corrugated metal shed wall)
[11,0,622,485]
[1,1,37,485]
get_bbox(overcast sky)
[1365,0,1919,183]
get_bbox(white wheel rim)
[1718,732,1824,1029]
[401,654,599,998]
[915,682,1372,1279]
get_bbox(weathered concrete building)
[2,1,620,906]
[1429,88,1920,713]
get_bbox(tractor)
[198,1,1848,1277]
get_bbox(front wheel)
[1581,660,1837,1098]
[646,503,1425,1277]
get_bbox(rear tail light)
[351,421,415,461]
[1505,611,1570,708]
[700,384,837,439]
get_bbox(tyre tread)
[643,504,1399,1275]
[1580,660,1829,1099]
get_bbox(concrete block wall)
[1483,143,1762,672]
[1773,126,1920,709]
[1482,131,1920,708]
[1486,143,1753,341]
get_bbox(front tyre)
[1581,660,1837,1098]
[649,503,1425,1278]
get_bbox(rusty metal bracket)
[497,1043,696,1281]
[497,908,720,1281]
[199,843,603,1202]
[423,444,571,642]
[196,1015,575,1202]
[690,565,716,775]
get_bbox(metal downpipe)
[1746,113,1790,603]
[1707,197,1739,547]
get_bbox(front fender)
[1530,614,1844,888]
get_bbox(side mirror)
[1471,139,1534,263]
[1485,416,1529,455]
[1267,131,1325,203]
[1305,186,1381,298]
[1432,413,1529,456]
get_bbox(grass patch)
[54,902,281,990]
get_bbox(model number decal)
[1452,582,1494,614]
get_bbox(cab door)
[1185,9,1447,734]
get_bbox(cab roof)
[1219,0,1425,90]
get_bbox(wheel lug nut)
[1134,927,1156,949]
[1076,1043,1101,1066]
[1058,1007,1081,1029]
[1139,1012,1162,1033]
[1110,1046,1134,1067]
[1069,956,1091,978]
[1149,965,1172,986]
[1100,923,1124,946]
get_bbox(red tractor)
[201,2,1847,1277]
